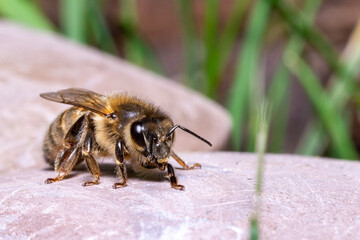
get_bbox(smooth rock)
[1,153,359,239]
[0,22,231,172]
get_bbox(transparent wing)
[40,88,113,116]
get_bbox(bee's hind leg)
[45,146,81,184]
[45,114,90,185]
[170,151,201,170]
[82,131,101,186]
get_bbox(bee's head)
[130,118,212,170]
[130,118,174,169]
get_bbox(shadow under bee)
[43,162,166,183]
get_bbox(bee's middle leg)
[82,132,101,186]
[113,140,127,189]
[82,155,100,186]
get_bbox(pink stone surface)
[1,153,360,239]
[1,21,359,240]
[0,22,231,172]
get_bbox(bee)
[40,88,212,190]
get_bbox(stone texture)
[1,20,359,240]
[0,21,231,172]
[1,153,360,239]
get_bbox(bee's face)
[130,119,174,168]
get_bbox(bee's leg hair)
[167,163,184,190]
[113,140,128,189]
[82,131,101,186]
[170,150,201,170]
[45,114,86,184]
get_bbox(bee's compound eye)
[130,121,146,148]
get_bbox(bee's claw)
[45,178,57,184]
[171,184,185,191]
[112,182,127,189]
[188,163,201,169]
[82,180,99,187]
[45,174,64,184]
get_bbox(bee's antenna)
[166,125,212,147]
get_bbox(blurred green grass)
[1,0,360,160]
[250,101,270,240]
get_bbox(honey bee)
[41,88,212,190]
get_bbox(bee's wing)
[40,88,113,116]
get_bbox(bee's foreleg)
[82,131,101,186]
[113,140,128,189]
[170,150,201,170]
[167,163,184,190]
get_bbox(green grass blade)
[120,0,142,65]
[250,218,259,240]
[204,0,218,55]
[60,0,86,43]
[217,0,251,71]
[0,0,54,31]
[267,0,321,153]
[203,0,219,97]
[227,0,272,150]
[126,35,164,74]
[87,0,118,54]
[267,64,290,153]
[120,0,137,30]
[271,0,360,129]
[327,21,360,108]
[285,51,358,159]
[120,0,163,74]
[255,102,270,193]
[205,0,251,98]
[270,0,343,76]
[296,121,328,155]
[177,0,203,91]
[249,101,270,240]
[271,0,359,157]
[297,20,360,156]
[246,76,264,152]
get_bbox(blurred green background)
[1,0,360,160]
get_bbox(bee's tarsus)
[170,150,201,170]
[112,182,127,189]
[82,180,99,187]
